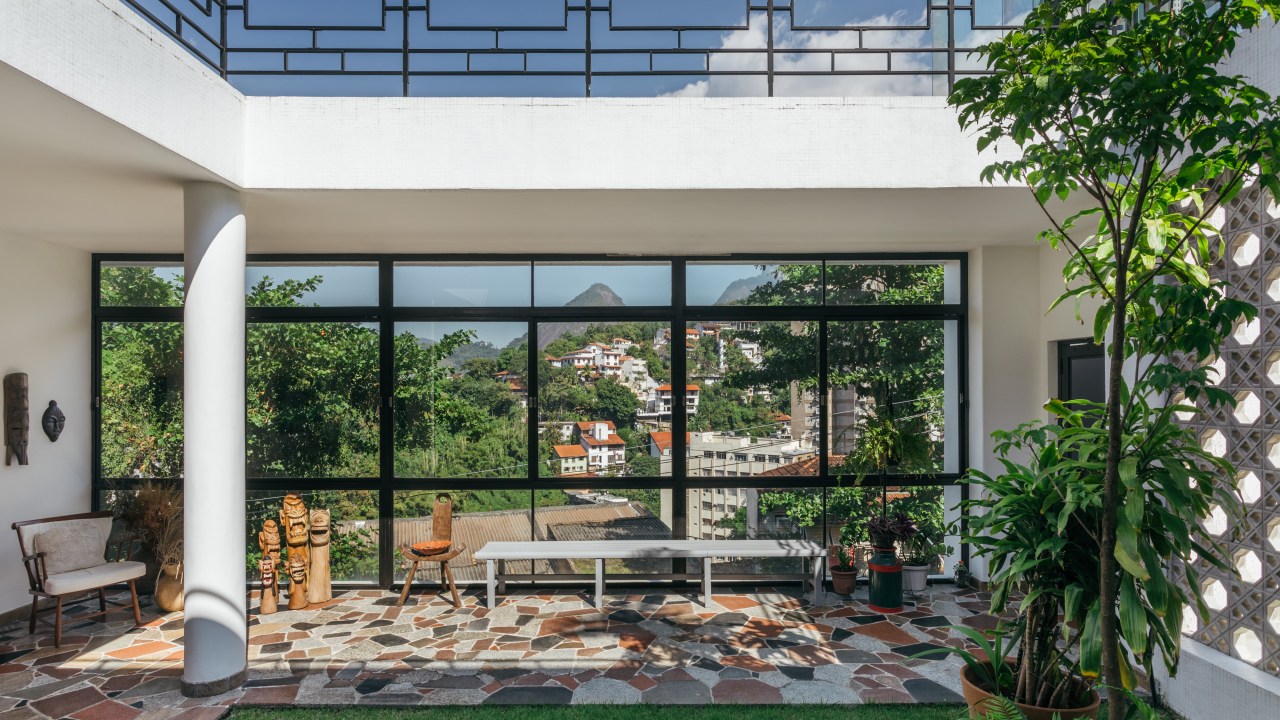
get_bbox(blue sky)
[143,0,1007,97]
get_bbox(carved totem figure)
[41,401,65,442]
[259,556,278,615]
[258,519,282,572]
[308,509,332,605]
[3,373,29,466]
[280,494,310,568]
[287,554,309,610]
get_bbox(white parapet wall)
[1156,638,1280,720]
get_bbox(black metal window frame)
[92,252,970,588]
[119,0,1026,98]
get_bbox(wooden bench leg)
[397,560,419,607]
[486,559,497,610]
[28,596,37,635]
[594,558,604,610]
[810,556,824,606]
[98,589,107,613]
[128,580,142,626]
[497,560,507,596]
[54,596,63,648]
[702,558,712,608]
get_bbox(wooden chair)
[13,511,145,647]
[397,493,466,608]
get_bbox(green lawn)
[231,704,1173,720]
[231,708,967,720]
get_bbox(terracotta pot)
[830,569,858,595]
[154,562,184,613]
[902,564,929,594]
[960,663,1099,720]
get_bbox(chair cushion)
[44,560,146,596]
[33,520,106,576]
[411,541,452,557]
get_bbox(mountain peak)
[565,283,626,307]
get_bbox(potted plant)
[899,531,952,596]
[828,545,859,595]
[863,512,914,613]
[110,480,184,612]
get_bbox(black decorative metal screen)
[120,0,1032,97]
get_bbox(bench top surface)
[473,539,825,560]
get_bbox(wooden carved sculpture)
[287,554,309,610]
[259,557,278,615]
[41,401,65,443]
[4,373,29,466]
[307,509,332,605]
[280,493,309,568]
[258,519,282,571]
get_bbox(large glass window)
[99,322,184,479]
[247,322,381,478]
[94,256,967,587]
[537,321,672,478]
[394,322,530,479]
[685,320,819,478]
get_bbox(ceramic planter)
[902,564,929,595]
[830,569,858,595]
[866,544,903,613]
[960,664,1100,720]
[155,562,184,612]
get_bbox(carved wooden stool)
[396,493,464,608]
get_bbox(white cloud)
[663,12,939,98]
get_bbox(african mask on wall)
[4,373,29,466]
[41,400,65,443]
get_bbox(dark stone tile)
[355,678,392,695]
[779,666,814,681]
[831,628,855,642]
[486,668,527,682]
[641,680,713,705]
[260,642,292,654]
[0,650,32,665]
[895,642,949,660]
[849,614,887,625]
[365,620,393,628]
[483,686,573,705]
[609,610,645,624]
[903,678,963,703]
[835,649,882,664]
[421,674,486,689]
[531,636,560,651]
[910,616,953,628]
[693,657,723,673]
[370,634,407,647]
[720,667,752,679]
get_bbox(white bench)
[472,539,826,609]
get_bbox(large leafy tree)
[951,1,1280,716]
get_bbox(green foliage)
[950,1,1280,715]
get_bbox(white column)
[181,182,247,697]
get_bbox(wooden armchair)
[13,511,146,647]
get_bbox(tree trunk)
[1101,275,1129,720]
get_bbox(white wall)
[0,233,93,615]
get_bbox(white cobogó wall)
[0,232,93,616]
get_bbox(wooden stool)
[397,492,464,608]
[397,543,466,607]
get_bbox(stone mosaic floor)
[0,583,1000,718]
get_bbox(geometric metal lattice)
[1181,176,1280,676]
[118,0,1032,97]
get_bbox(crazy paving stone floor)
[0,584,1002,718]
